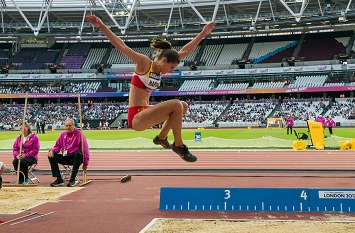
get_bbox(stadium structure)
[0,0,355,130]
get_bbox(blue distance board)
[309,188,355,212]
[160,187,355,213]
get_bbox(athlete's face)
[160,58,178,74]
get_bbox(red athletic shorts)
[127,106,149,129]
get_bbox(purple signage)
[0,85,354,99]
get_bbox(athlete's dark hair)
[150,37,180,64]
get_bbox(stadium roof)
[1,0,355,40]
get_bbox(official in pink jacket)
[326,116,336,135]
[285,115,294,135]
[48,119,90,187]
[316,115,326,128]
[0,161,5,188]
[13,122,40,184]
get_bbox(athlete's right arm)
[86,15,150,72]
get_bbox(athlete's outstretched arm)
[178,22,216,60]
[86,15,150,72]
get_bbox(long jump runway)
[1,149,352,172]
[1,150,355,233]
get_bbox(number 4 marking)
[300,190,307,200]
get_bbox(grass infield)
[0,127,353,150]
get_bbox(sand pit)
[142,218,355,233]
[0,187,82,214]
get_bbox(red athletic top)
[131,62,162,92]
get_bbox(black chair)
[294,130,308,140]
[28,163,40,184]
[61,165,81,183]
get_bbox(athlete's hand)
[86,15,104,28]
[202,22,216,36]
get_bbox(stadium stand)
[2,29,355,129]
[183,101,228,128]
[215,40,249,66]
[288,75,328,88]
[179,79,213,91]
[273,98,330,127]
[298,34,347,61]
[323,98,355,124]
[81,42,110,69]
[60,43,91,69]
[215,82,249,90]
[249,41,298,64]
[218,99,278,128]
[251,81,285,89]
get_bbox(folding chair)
[60,165,81,183]
[28,163,40,184]
[294,130,308,140]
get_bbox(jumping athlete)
[86,15,215,162]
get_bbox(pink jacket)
[285,117,294,126]
[316,116,326,127]
[52,128,90,166]
[13,133,40,162]
[326,119,336,128]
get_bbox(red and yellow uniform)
[128,62,161,128]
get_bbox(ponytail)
[150,37,172,50]
[150,37,180,64]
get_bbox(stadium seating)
[179,79,213,91]
[215,43,249,66]
[215,82,249,90]
[288,75,327,88]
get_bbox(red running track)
[1,150,355,171]
[1,150,355,233]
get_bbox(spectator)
[86,122,91,130]
[12,122,40,184]
[36,118,41,134]
[40,119,46,134]
[74,117,79,128]
[104,121,109,130]
[47,119,90,187]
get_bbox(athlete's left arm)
[178,22,215,60]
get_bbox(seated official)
[13,122,40,184]
[48,119,90,187]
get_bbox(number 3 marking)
[224,190,231,199]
